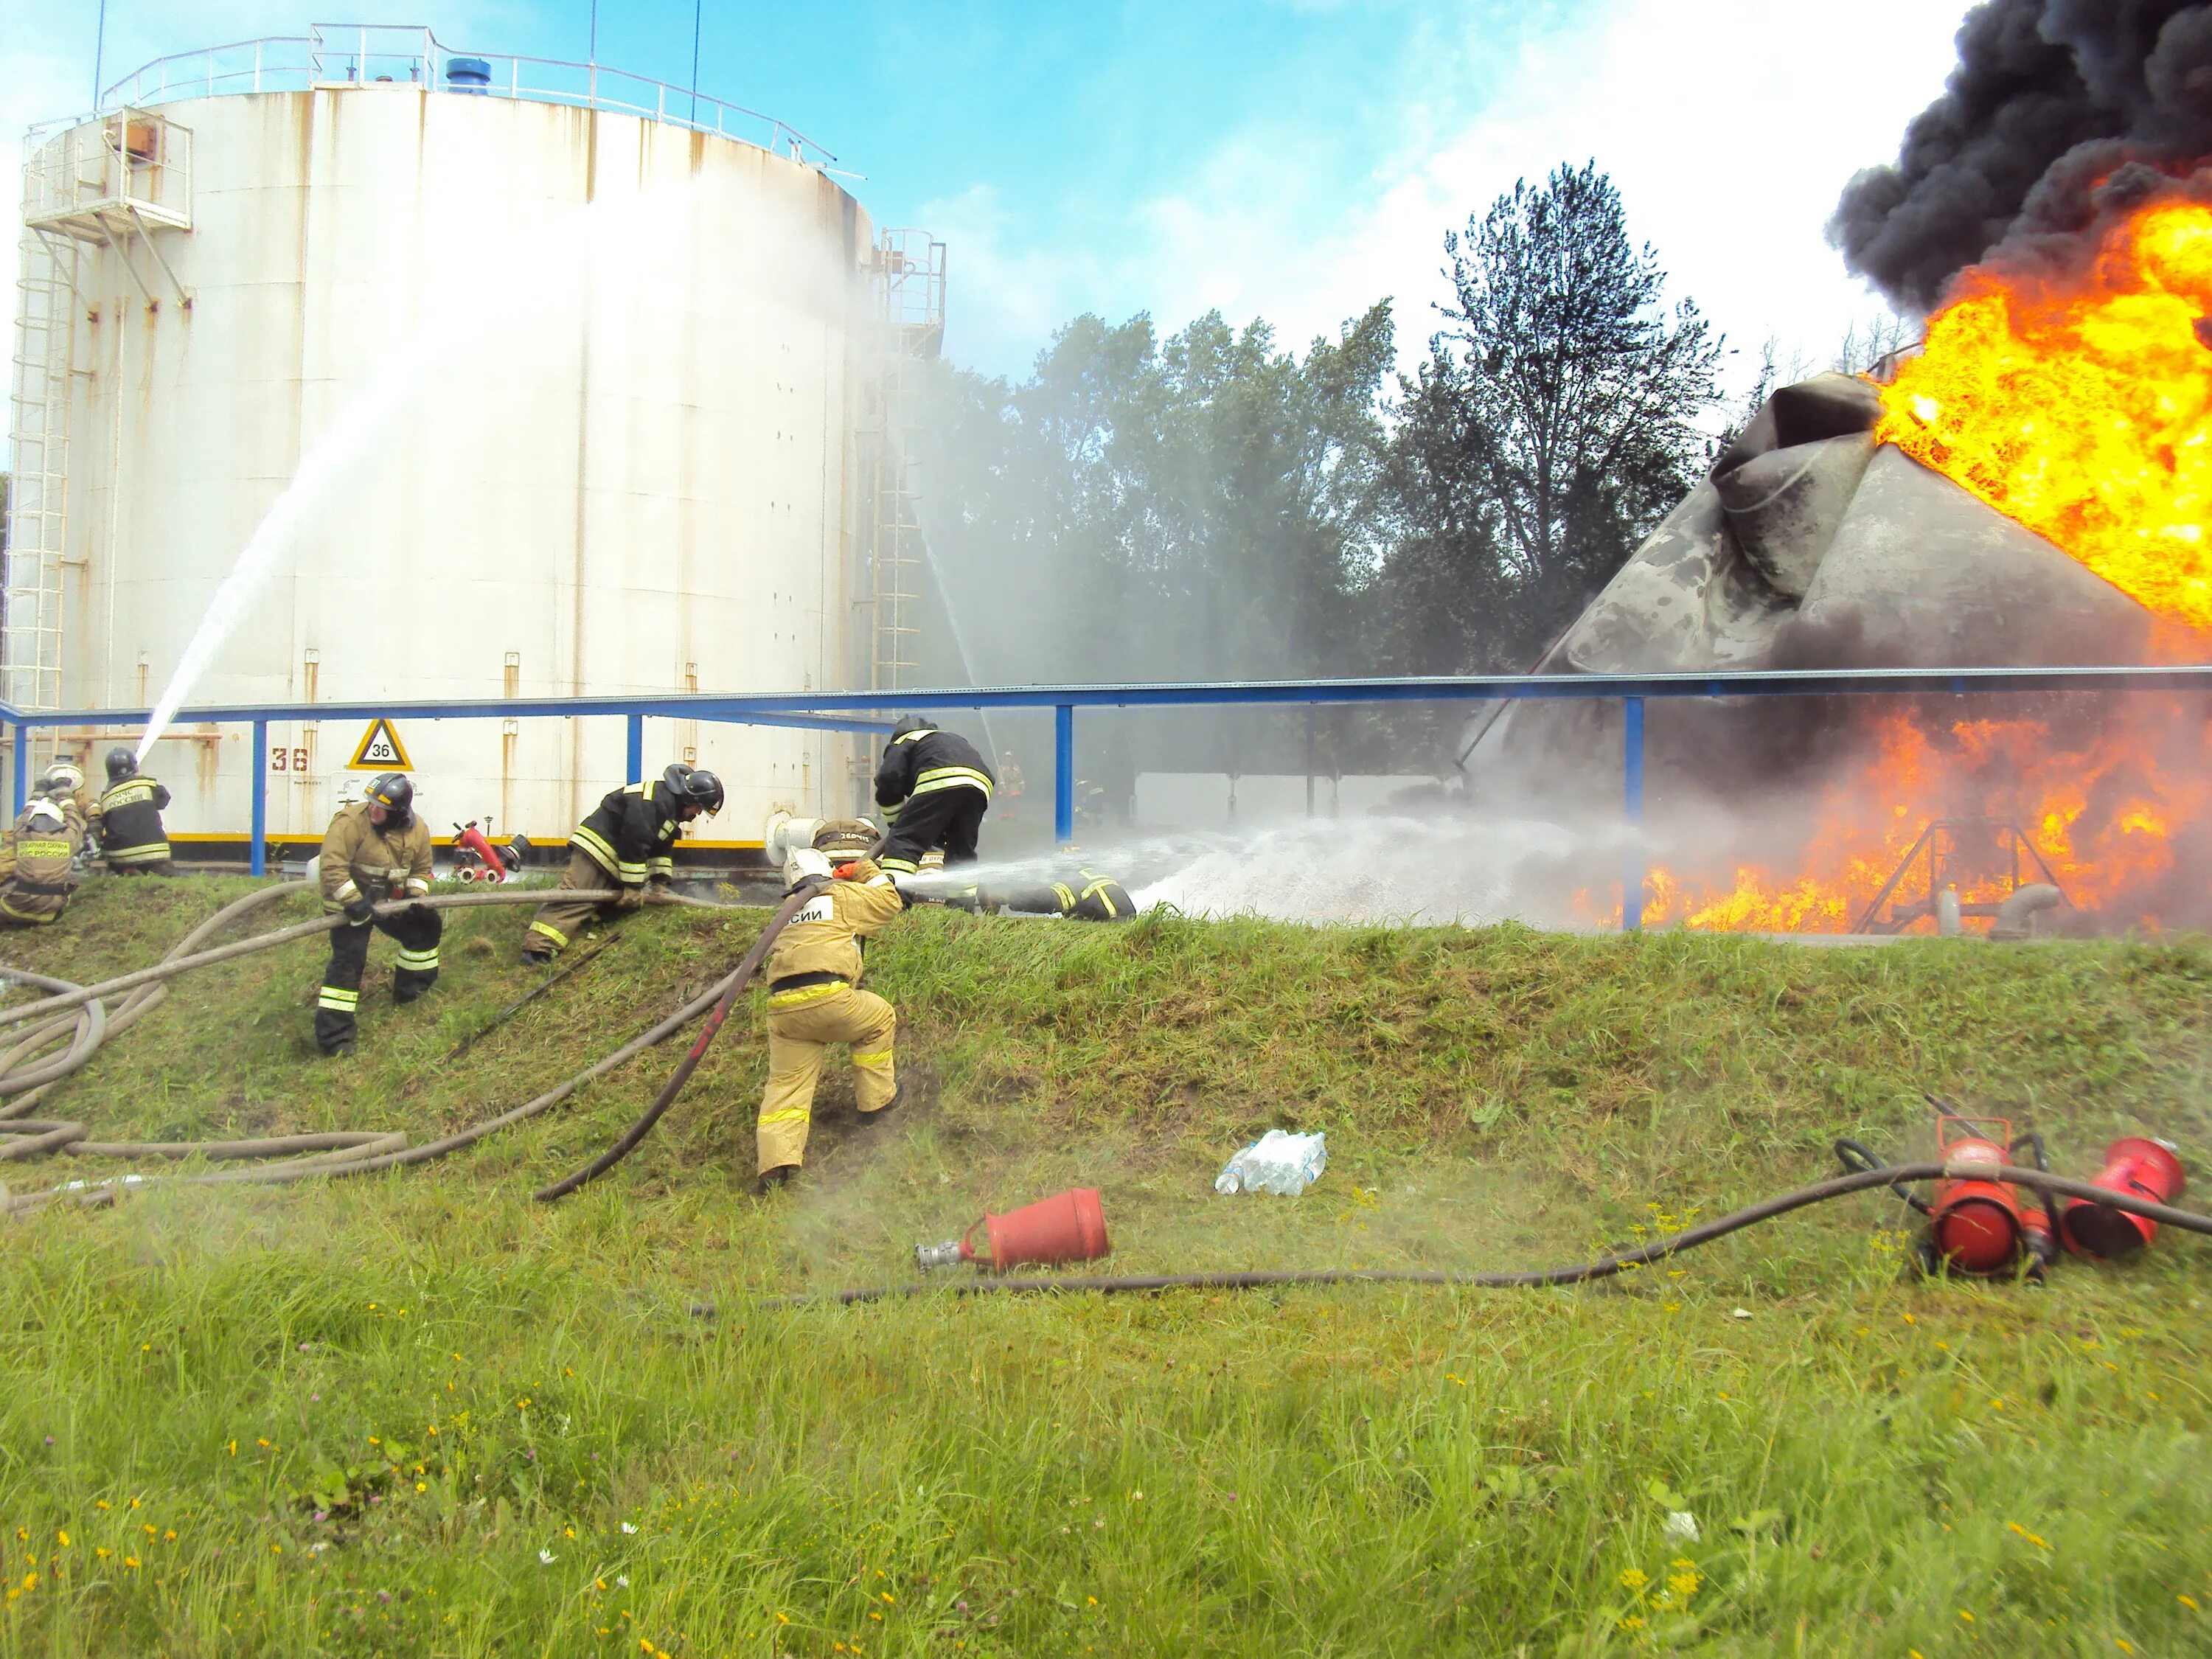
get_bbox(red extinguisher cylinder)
[978,1187,1110,1272]
[1931,1118,2025,1276]
[2061,1138,2187,1260]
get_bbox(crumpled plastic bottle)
[1214,1129,1328,1196]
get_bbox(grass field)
[0,877,2208,1656]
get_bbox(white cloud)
[941,0,1975,396]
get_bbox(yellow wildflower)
[1620,1567,1648,1590]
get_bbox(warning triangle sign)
[348,717,413,771]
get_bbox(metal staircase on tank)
[866,229,946,696]
[6,110,193,772]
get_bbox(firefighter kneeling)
[754,835,913,1194]
[523,764,724,966]
[97,748,174,873]
[315,772,439,1057]
[0,779,86,927]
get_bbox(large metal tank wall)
[36,85,872,847]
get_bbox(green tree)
[1382,161,1722,670]
[920,304,1394,698]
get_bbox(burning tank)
[1469,192,2212,936]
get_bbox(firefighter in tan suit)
[754,838,912,1192]
[0,793,84,926]
[315,773,439,1057]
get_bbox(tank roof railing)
[64,23,835,168]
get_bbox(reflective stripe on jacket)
[319,802,434,910]
[873,726,995,810]
[762,862,909,989]
[570,782,684,888]
[99,775,172,860]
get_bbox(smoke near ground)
[1831,0,2212,310]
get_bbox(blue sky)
[11,1,1977,387]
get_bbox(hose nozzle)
[915,1238,969,1271]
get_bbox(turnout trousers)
[316,907,443,1054]
[877,784,988,875]
[0,880,69,926]
[756,984,898,1174]
[525,849,623,959]
[105,841,174,874]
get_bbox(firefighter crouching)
[315,773,439,1057]
[874,715,994,876]
[755,835,913,1193]
[97,748,173,873]
[991,869,1138,921]
[521,764,725,966]
[0,784,86,927]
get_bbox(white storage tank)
[5,27,935,860]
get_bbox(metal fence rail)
[5,666,2208,919]
[77,24,835,167]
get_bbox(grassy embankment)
[0,876,2208,1657]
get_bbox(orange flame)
[1613,698,2212,935]
[1876,195,2212,628]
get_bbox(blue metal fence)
[7,664,2209,927]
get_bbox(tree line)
[917,161,1726,776]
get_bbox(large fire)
[1877,194,2212,630]
[1632,187,2212,934]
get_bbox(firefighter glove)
[344,895,375,925]
[615,886,646,913]
[644,883,676,906]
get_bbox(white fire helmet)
[783,847,832,889]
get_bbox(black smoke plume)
[1831,0,2212,311]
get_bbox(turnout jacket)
[763,860,909,991]
[98,773,173,864]
[319,802,434,913]
[0,799,83,922]
[570,780,685,889]
[873,726,995,818]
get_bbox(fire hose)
[723,1162,2212,1310]
[0,882,796,1214]
[532,882,821,1202]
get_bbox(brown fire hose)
[533,881,822,1202]
[0,884,730,1032]
[0,882,760,1210]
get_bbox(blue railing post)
[9,724,24,820]
[1054,703,1074,846]
[250,717,268,876]
[625,712,644,785]
[1622,696,1645,933]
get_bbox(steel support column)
[250,717,268,877]
[1054,703,1074,846]
[1622,696,1645,933]
[9,725,23,819]
[625,712,644,785]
